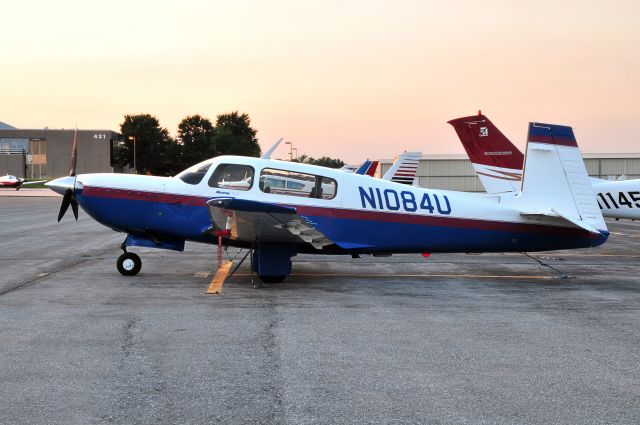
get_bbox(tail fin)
[261,138,284,159]
[354,159,379,177]
[448,113,524,194]
[519,122,606,234]
[382,151,421,185]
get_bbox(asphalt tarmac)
[1,196,639,424]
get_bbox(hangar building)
[0,122,118,179]
[379,153,640,192]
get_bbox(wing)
[206,197,334,250]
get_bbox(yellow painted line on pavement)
[535,253,640,257]
[232,272,553,280]
[499,252,640,257]
[207,261,233,294]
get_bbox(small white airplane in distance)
[46,120,608,283]
[449,112,640,220]
[0,174,47,190]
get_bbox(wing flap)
[206,198,335,249]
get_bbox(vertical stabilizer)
[448,114,524,193]
[520,122,606,233]
[354,160,379,176]
[382,151,422,185]
[261,138,284,159]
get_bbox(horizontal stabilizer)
[520,209,600,234]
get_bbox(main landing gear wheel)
[258,275,287,284]
[117,252,142,276]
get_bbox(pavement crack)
[261,296,285,424]
[0,246,119,298]
[0,258,88,298]
[95,317,174,425]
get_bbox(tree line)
[113,112,344,175]
[113,112,260,175]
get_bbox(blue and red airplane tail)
[354,160,379,177]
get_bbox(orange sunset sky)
[2,0,639,163]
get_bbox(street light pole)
[285,141,294,161]
[128,135,137,174]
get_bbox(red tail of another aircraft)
[448,112,524,194]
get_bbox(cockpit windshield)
[175,160,213,185]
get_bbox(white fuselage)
[592,178,640,220]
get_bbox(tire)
[117,252,142,276]
[258,275,287,284]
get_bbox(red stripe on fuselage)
[82,186,208,206]
[82,185,593,238]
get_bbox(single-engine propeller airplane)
[46,121,608,283]
[449,112,640,220]
[0,174,47,190]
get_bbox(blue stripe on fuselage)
[77,191,212,241]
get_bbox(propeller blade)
[57,189,73,222]
[71,199,79,221]
[69,127,78,177]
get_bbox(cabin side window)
[259,168,337,199]
[176,162,212,185]
[208,164,255,191]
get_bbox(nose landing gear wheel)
[117,252,142,276]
